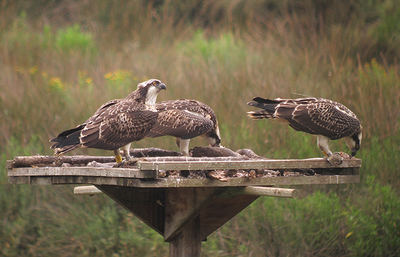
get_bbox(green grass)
[1,1,400,256]
[55,24,97,54]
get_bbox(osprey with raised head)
[247,97,362,162]
[50,79,166,162]
[147,99,221,156]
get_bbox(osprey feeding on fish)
[247,97,362,160]
[50,79,166,163]
[147,99,221,156]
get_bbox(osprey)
[50,79,166,163]
[147,99,221,156]
[247,97,362,160]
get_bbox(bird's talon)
[114,159,138,168]
[115,155,123,163]
[326,153,344,166]
[125,159,138,166]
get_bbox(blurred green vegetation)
[0,0,399,256]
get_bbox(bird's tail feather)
[247,97,279,119]
[247,110,274,120]
[50,125,84,154]
[53,144,80,155]
[252,97,281,105]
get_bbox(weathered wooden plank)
[9,176,143,186]
[124,174,359,188]
[8,176,32,184]
[137,158,361,171]
[316,167,359,175]
[10,155,115,168]
[130,148,182,157]
[74,186,102,195]
[6,160,13,169]
[9,148,182,168]
[140,156,248,162]
[8,167,156,178]
[8,174,360,187]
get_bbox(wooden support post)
[169,215,201,257]
[164,188,219,256]
[164,188,218,241]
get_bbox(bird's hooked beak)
[350,132,361,157]
[351,142,360,157]
[206,133,221,147]
[157,83,167,91]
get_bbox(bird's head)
[347,127,362,157]
[131,79,167,104]
[206,124,221,147]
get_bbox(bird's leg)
[114,149,123,163]
[317,135,343,165]
[317,135,333,157]
[175,138,181,148]
[114,143,137,167]
[121,143,132,161]
[179,139,191,156]
[113,144,136,167]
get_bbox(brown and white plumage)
[50,79,166,162]
[247,97,362,157]
[147,99,221,156]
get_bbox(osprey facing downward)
[147,99,221,156]
[50,79,166,162]
[247,97,362,159]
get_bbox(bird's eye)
[152,81,158,86]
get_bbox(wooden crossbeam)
[74,186,102,195]
[240,186,301,198]
[72,185,304,198]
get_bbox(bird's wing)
[148,109,214,139]
[50,99,120,143]
[80,102,158,150]
[157,100,218,127]
[281,101,359,139]
[85,99,121,123]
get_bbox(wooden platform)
[8,157,360,187]
[7,154,361,257]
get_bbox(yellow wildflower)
[104,70,132,82]
[104,72,113,80]
[29,66,38,75]
[49,77,64,91]
[85,77,93,85]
